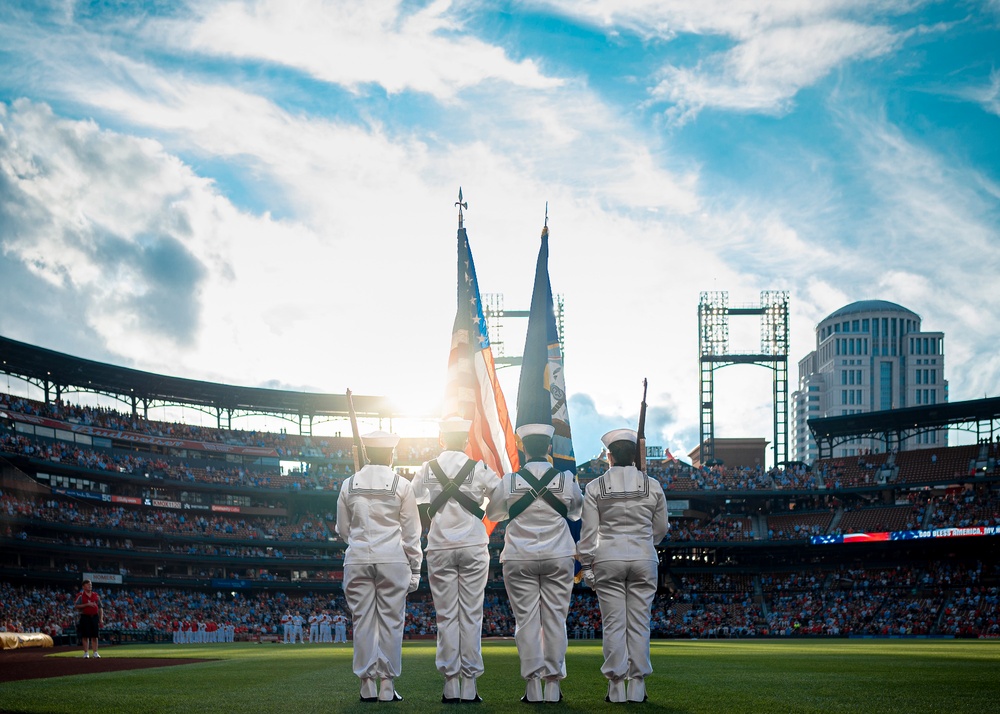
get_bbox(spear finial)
[456,187,468,229]
[542,201,549,237]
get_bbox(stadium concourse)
[2,378,1000,642]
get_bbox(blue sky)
[0,1,998,463]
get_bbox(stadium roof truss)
[0,335,393,433]
[808,397,1000,458]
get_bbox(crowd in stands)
[0,393,439,465]
[757,562,997,637]
[0,430,307,491]
[1,490,333,549]
[927,489,1000,529]
[660,486,1000,544]
[4,558,999,640]
[666,516,755,542]
[766,511,833,540]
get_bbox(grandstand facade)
[791,300,947,462]
[2,336,999,642]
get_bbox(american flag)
[443,224,519,481]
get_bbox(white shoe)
[82,653,89,659]
[544,680,562,703]
[443,676,461,702]
[606,679,626,703]
[379,678,402,702]
[521,678,543,703]
[360,678,377,702]
[460,676,482,703]
[93,652,101,659]
[627,677,647,702]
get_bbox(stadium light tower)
[482,292,565,369]
[698,290,789,468]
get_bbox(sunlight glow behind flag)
[516,222,576,474]
[443,224,519,480]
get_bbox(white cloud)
[651,21,899,119]
[536,0,914,118]
[159,0,562,99]
[957,69,1000,117]
[535,0,917,39]
[0,99,214,352]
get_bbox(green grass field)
[2,639,999,713]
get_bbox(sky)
[0,1,998,464]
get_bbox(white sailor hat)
[439,417,472,433]
[601,429,638,448]
[361,430,400,448]
[516,423,555,440]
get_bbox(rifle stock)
[636,378,648,472]
[346,388,367,472]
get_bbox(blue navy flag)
[515,221,576,475]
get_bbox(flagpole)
[456,187,467,229]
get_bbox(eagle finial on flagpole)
[456,187,468,229]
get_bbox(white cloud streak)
[537,0,917,118]
[957,69,1000,117]
[165,0,562,99]
[652,21,900,120]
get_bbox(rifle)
[346,388,367,472]
[636,378,648,471]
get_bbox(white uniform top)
[336,463,422,572]
[576,465,669,566]
[411,450,497,551]
[487,460,583,562]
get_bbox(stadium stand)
[3,341,1000,641]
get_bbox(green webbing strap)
[507,467,568,520]
[427,458,484,520]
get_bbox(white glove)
[407,572,420,593]
[582,569,596,589]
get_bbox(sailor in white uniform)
[577,428,668,704]
[411,417,498,703]
[486,423,583,704]
[336,430,422,703]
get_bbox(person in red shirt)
[73,579,103,658]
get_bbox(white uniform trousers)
[427,544,490,679]
[310,624,319,642]
[335,624,347,643]
[593,559,657,680]
[344,562,411,679]
[503,557,575,681]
